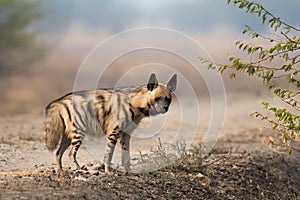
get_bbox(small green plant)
[169,142,203,173]
[201,0,300,154]
[148,138,203,173]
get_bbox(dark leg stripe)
[72,122,85,133]
[109,133,117,138]
[108,138,117,145]
[73,117,85,132]
[108,133,119,139]
[73,135,81,139]
[71,140,82,146]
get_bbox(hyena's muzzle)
[152,96,172,114]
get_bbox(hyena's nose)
[164,106,169,112]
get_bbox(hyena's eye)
[165,97,171,103]
[154,97,161,102]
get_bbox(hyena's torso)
[45,73,177,175]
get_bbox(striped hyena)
[45,73,177,175]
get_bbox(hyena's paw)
[104,164,115,175]
[123,166,131,176]
[105,169,115,176]
[56,167,63,175]
[123,171,130,176]
[56,169,67,178]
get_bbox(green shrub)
[201,0,300,154]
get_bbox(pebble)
[195,173,211,186]
[195,173,205,178]
[0,144,11,149]
[75,169,89,175]
[92,164,103,171]
[74,175,87,182]
[89,170,100,176]
[86,175,104,183]
[86,175,98,183]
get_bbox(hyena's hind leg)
[56,134,70,174]
[120,133,131,174]
[68,145,80,170]
[103,126,120,175]
[68,131,83,170]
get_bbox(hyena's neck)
[129,86,150,108]
[128,86,152,120]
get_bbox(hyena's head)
[147,73,177,115]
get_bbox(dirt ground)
[0,114,299,200]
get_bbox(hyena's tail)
[45,103,65,151]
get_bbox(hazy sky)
[46,0,300,34]
[40,0,300,56]
[37,0,298,93]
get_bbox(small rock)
[86,175,99,183]
[195,173,211,186]
[0,144,10,149]
[86,162,94,167]
[74,175,87,182]
[131,158,140,165]
[75,169,89,175]
[93,164,104,171]
[232,164,239,169]
[81,165,88,171]
[88,170,100,176]
[195,173,205,178]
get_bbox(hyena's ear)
[167,74,177,92]
[147,73,159,91]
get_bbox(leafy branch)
[202,0,300,153]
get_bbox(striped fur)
[45,73,177,175]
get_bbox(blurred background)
[0,0,299,115]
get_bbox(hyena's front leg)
[120,133,131,174]
[103,127,120,175]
